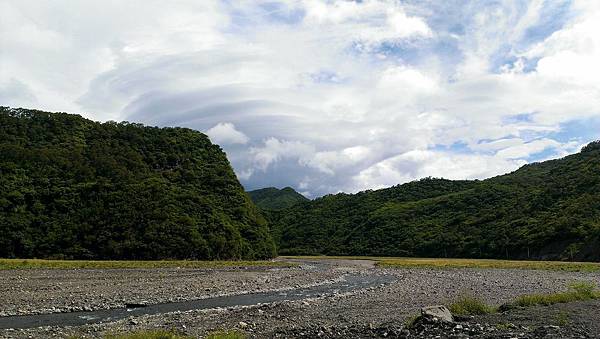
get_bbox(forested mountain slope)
[0,107,275,260]
[248,187,309,210]
[271,143,600,261]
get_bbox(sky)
[1,0,600,197]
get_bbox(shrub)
[449,296,495,315]
[206,330,246,339]
[513,281,598,307]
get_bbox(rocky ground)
[1,259,599,338]
[0,261,346,316]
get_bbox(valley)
[1,108,600,338]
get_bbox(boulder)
[421,305,454,323]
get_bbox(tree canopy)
[248,187,309,210]
[268,146,600,261]
[0,107,275,260]
[2,107,599,262]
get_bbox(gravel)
[0,262,347,316]
[1,259,599,338]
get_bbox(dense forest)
[0,107,275,260]
[248,187,309,210]
[268,143,600,261]
[2,107,599,262]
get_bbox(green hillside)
[248,187,309,210]
[0,107,275,260]
[271,143,600,261]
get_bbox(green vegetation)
[0,107,275,260]
[494,323,513,331]
[4,106,600,263]
[269,179,475,255]
[282,256,600,272]
[404,314,420,329]
[512,281,599,307]
[449,282,599,317]
[0,258,293,270]
[248,187,309,210]
[269,141,600,260]
[105,330,193,339]
[376,258,600,272]
[556,310,570,326]
[403,282,596,328]
[449,296,496,315]
[205,330,246,339]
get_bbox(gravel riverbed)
[0,262,346,316]
[1,259,599,338]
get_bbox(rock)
[239,321,249,328]
[421,305,454,323]
[453,314,473,322]
[125,302,147,309]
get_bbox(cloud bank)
[1,0,599,197]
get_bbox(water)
[0,273,395,329]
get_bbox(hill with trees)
[269,142,600,261]
[0,107,275,260]
[248,187,309,210]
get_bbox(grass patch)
[281,255,385,261]
[556,310,570,326]
[449,296,496,315]
[512,281,600,307]
[450,282,599,316]
[105,329,193,339]
[495,323,512,331]
[206,330,246,339]
[375,258,600,272]
[282,256,600,272]
[404,314,420,328]
[0,258,294,270]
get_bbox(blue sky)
[1,0,600,197]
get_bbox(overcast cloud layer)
[2,0,600,197]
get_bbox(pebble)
[2,260,599,338]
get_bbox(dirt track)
[1,258,599,338]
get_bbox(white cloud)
[495,138,560,159]
[205,122,249,145]
[523,4,600,89]
[2,0,599,196]
[0,0,226,120]
[351,150,526,192]
[302,0,432,46]
[249,138,315,172]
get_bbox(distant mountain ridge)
[248,187,309,210]
[3,107,599,262]
[0,107,275,260]
[269,142,600,261]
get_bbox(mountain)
[271,142,600,261]
[248,187,309,210]
[0,107,275,260]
